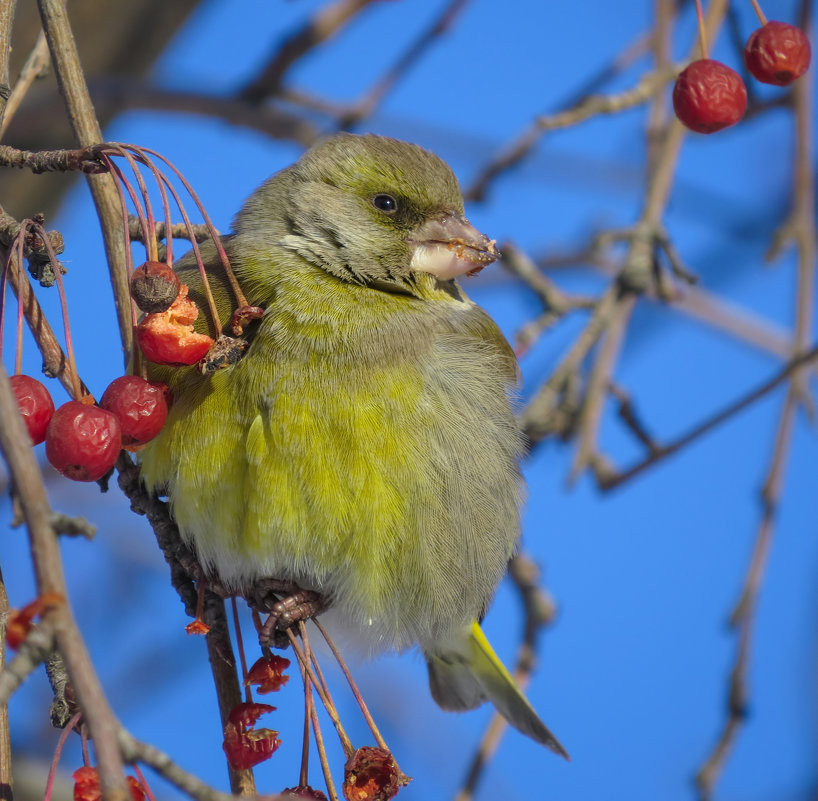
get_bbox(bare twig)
[455,554,557,800]
[600,341,818,491]
[0,361,130,801]
[0,31,50,138]
[695,2,815,794]
[340,0,471,128]
[0,0,14,128]
[239,0,377,102]
[465,62,682,203]
[37,0,132,361]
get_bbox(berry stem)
[117,148,159,264]
[14,228,26,376]
[35,222,84,401]
[139,147,251,309]
[0,250,8,363]
[313,618,390,752]
[299,624,313,788]
[43,712,81,801]
[748,0,768,26]
[695,0,709,58]
[132,765,158,801]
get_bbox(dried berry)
[5,592,64,649]
[744,21,811,86]
[72,767,145,801]
[343,747,409,801]
[222,702,281,770]
[280,787,328,800]
[46,401,122,482]
[673,59,747,133]
[100,375,168,449]
[136,285,214,366]
[246,654,291,693]
[130,261,181,313]
[10,374,55,444]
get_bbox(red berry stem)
[748,0,768,26]
[128,149,224,336]
[139,146,252,311]
[116,147,160,264]
[14,225,27,375]
[695,0,709,58]
[35,221,84,401]
[43,711,82,801]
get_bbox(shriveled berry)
[10,374,55,444]
[46,401,122,482]
[745,21,811,86]
[100,375,168,449]
[673,59,747,133]
[136,285,214,366]
[343,747,409,801]
[280,787,329,800]
[130,261,181,313]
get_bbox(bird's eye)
[372,194,398,213]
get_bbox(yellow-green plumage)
[140,133,566,756]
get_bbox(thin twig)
[465,62,682,202]
[455,554,557,800]
[695,3,814,794]
[340,0,471,128]
[37,0,132,361]
[600,341,818,490]
[0,361,130,801]
[0,31,50,138]
[239,0,377,102]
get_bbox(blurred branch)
[0,360,130,801]
[0,0,14,126]
[695,2,815,795]
[239,0,378,103]
[0,31,50,138]
[465,62,683,203]
[454,553,558,801]
[37,0,132,362]
[340,0,471,128]
[0,563,11,801]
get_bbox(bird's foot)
[249,579,328,648]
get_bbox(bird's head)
[234,133,499,292]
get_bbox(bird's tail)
[425,621,568,758]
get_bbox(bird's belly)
[142,346,522,652]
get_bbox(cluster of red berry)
[8,259,211,483]
[673,20,811,134]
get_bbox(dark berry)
[745,21,811,86]
[45,401,122,481]
[130,261,181,313]
[10,375,55,445]
[673,59,747,133]
[100,375,168,449]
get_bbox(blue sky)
[2,1,816,800]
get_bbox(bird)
[139,132,567,757]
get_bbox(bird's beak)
[407,214,500,280]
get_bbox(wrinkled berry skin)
[100,376,168,448]
[10,374,55,444]
[130,261,181,313]
[673,59,747,133]
[46,401,122,481]
[745,21,811,86]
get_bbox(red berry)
[130,261,181,313]
[10,375,55,445]
[136,285,214,366]
[744,21,811,86]
[673,59,747,133]
[100,375,168,449]
[46,401,122,482]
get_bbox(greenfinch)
[140,133,566,757]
